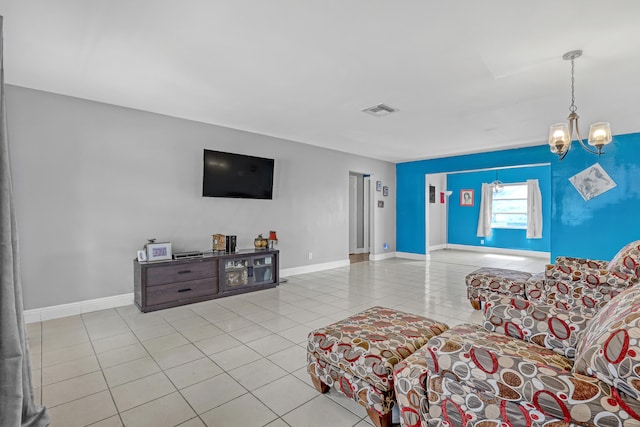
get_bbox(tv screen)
[202,149,274,199]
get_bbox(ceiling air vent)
[361,103,398,117]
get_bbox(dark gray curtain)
[0,16,50,427]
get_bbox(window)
[491,183,527,229]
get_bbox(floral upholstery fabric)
[398,323,640,427]
[555,255,609,270]
[542,241,640,315]
[482,293,593,359]
[307,306,448,415]
[607,240,640,276]
[466,267,535,308]
[523,271,548,303]
[307,351,396,415]
[544,262,637,315]
[574,286,640,401]
[393,346,431,427]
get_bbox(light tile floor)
[27,249,548,427]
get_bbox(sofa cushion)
[573,286,640,399]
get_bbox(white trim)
[369,251,397,261]
[280,259,351,277]
[23,293,134,324]
[395,252,427,261]
[352,248,368,254]
[429,244,447,251]
[445,244,550,259]
[444,163,551,176]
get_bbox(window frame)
[491,182,528,230]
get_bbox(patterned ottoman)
[306,306,448,427]
[466,267,543,310]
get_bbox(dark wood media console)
[134,249,279,312]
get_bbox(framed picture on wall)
[429,185,436,203]
[376,181,382,192]
[460,189,474,206]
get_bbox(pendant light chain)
[569,59,577,113]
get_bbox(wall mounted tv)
[202,149,274,199]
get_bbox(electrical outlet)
[480,239,485,245]
[308,252,313,260]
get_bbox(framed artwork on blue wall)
[460,189,474,206]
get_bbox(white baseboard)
[444,244,550,259]
[428,244,447,251]
[395,252,427,261]
[369,251,397,261]
[280,259,351,277]
[24,293,134,324]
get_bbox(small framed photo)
[378,200,384,208]
[460,189,474,206]
[146,242,172,261]
[376,181,382,192]
[137,250,147,262]
[383,186,389,197]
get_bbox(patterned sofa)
[394,286,640,426]
[467,240,640,315]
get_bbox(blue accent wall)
[447,166,550,252]
[397,132,640,260]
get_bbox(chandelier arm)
[574,123,601,155]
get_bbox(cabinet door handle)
[177,270,192,275]
[178,288,192,293]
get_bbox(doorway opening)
[349,172,371,263]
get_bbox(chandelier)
[492,170,503,193]
[548,50,612,161]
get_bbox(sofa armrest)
[483,294,592,359]
[393,346,431,427]
[426,324,640,425]
[554,255,608,270]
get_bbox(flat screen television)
[202,149,274,199]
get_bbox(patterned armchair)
[394,287,640,426]
[532,240,640,315]
[468,241,640,315]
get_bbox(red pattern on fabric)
[470,347,498,374]
[500,400,532,427]
[441,398,466,427]
[613,388,640,420]
[533,390,570,421]
[603,329,629,364]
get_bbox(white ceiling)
[1,1,640,163]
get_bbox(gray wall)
[7,86,396,310]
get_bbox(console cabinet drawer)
[146,261,218,286]
[145,278,218,306]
